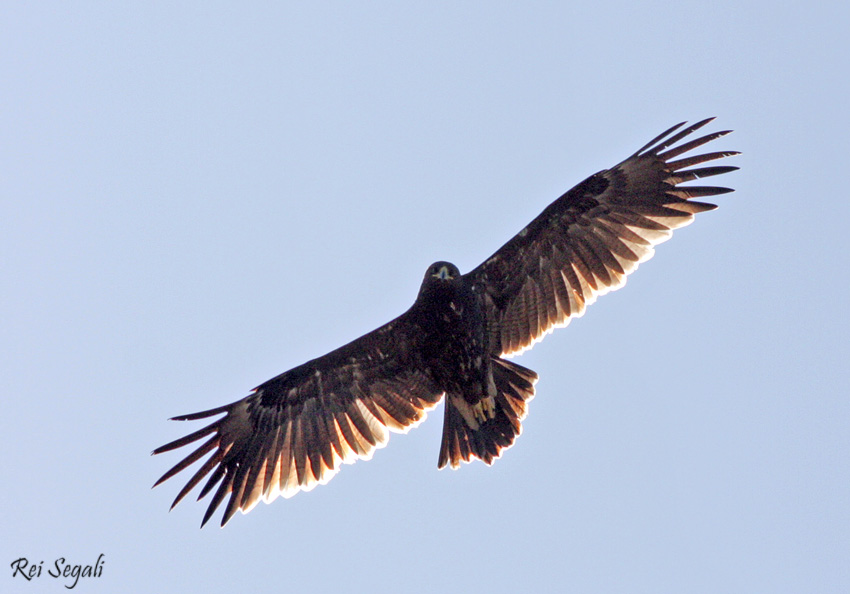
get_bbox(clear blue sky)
[3,2,848,593]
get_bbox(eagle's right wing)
[466,118,739,357]
[153,315,442,528]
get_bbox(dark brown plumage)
[153,118,738,527]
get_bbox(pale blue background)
[3,2,848,593]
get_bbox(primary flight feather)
[153,118,739,527]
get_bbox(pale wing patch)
[251,388,441,512]
[500,206,687,358]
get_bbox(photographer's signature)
[10,554,104,589]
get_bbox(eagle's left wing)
[466,118,739,357]
[153,315,443,527]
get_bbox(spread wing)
[466,118,739,357]
[152,314,443,527]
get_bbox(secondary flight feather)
[153,118,739,527]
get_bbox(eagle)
[153,118,738,527]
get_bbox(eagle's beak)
[438,265,451,280]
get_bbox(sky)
[3,2,848,593]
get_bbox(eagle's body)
[154,119,739,527]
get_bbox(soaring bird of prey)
[154,118,738,527]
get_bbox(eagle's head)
[416,261,461,300]
[426,261,460,281]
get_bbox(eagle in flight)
[154,118,738,527]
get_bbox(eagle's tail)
[438,358,538,469]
